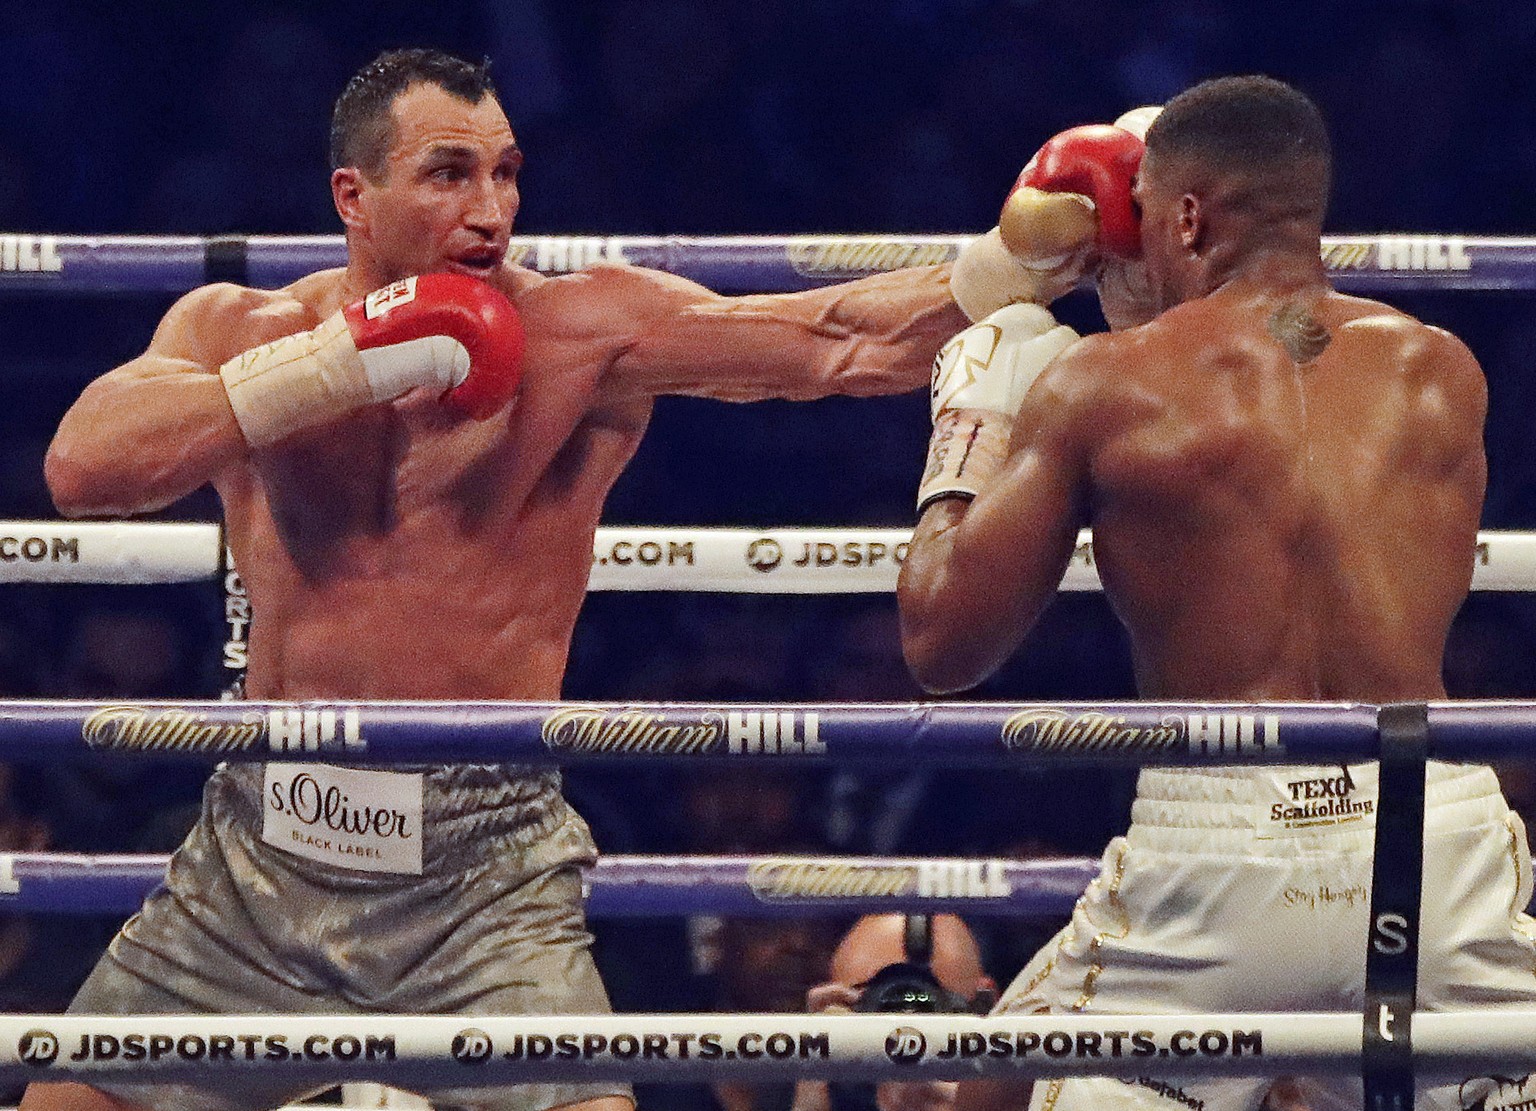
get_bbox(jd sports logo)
[19,1030,59,1066]
[747,539,783,573]
[885,1027,927,1064]
[1458,1073,1536,1111]
[452,1029,494,1065]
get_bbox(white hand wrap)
[917,302,1079,512]
[218,308,468,449]
[951,226,1087,322]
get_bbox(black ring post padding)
[217,527,248,700]
[204,236,250,286]
[1363,702,1429,1111]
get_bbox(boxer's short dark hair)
[1146,75,1331,211]
[330,48,498,179]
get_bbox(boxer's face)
[1095,256,1159,331]
[1129,152,1197,311]
[340,82,522,284]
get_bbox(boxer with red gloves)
[1000,122,1145,260]
[950,108,1154,322]
[32,47,967,1111]
[220,272,524,447]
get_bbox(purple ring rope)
[0,700,1378,764]
[1424,701,1536,757]
[0,852,1100,918]
[0,234,1527,295]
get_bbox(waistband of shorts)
[1128,761,1510,852]
[208,761,577,871]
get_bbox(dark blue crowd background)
[0,2,1531,1094]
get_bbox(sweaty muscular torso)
[1084,284,1482,701]
[214,268,649,701]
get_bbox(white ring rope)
[0,521,221,585]
[0,1011,1529,1084]
[0,521,1529,593]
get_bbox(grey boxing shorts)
[59,762,632,1111]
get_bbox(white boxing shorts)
[995,761,1536,1111]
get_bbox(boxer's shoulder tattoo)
[1268,301,1331,365]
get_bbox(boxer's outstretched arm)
[597,264,968,401]
[898,343,1099,694]
[46,285,255,517]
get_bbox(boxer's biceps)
[603,292,811,401]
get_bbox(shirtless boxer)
[23,48,992,1111]
[899,76,1536,1111]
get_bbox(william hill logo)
[1002,710,1280,757]
[541,708,824,756]
[81,705,366,755]
[747,859,1010,901]
[83,706,265,754]
[1003,710,1184,755]
[0,236,62,273]
[787,238,952,278]
[542,708,725,755]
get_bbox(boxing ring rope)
[0,852,1099,918]
[0,233,1529,294]
[0,699,1389,763]
[0,698,1530,762]
[2,234,1528,1103]
[3,521,1533,591]
[0,1011,1530,1084]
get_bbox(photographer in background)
[795,915,996,1111]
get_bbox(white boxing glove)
[1112,104,1163,140]
[917,302,1079,511]
[950,227,1087,322]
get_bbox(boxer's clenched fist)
[220,273,524,447]
[917,302,1078,511]
[1003,123,1145,260]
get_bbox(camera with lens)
[854,960,973,1015]
[828,917,990,1111]
[854,915,987,1015]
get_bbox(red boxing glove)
[221,273,525,448]
[1013,124,1145,258]
[343,273,524,419]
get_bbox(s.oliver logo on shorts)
[262,763,423,875]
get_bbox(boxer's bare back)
[902,269,1485,702]
[1052,279,1482,701]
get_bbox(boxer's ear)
[333,167,367,232]
[1178,194,1203,254]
